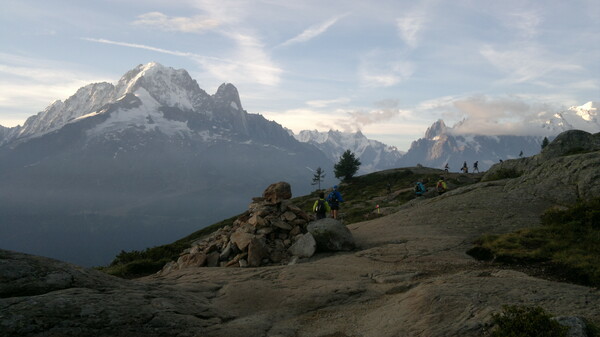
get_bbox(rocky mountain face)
[1,130,599,337]
[0,63,332,267]
[398,119,545,171]
[294,129,404,173]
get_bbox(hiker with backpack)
[327,185,344,219]
[313,192,331,220]
[436,177,447,195]
[415,180,426,197]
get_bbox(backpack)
[415,183,424,193]
[315,199,326,214]
[436,181,446,192]
[327,192,338,203]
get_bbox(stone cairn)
[160,182,312,273]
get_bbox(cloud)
[396,10,427,49]
[332,99,412,133]
[481,45,583,84]
[132,12,220,33]
[448,95,562,136]
[82,38,193,57]
[306,97,350,108]
[508,10,542,39]
[0,54,111,126]
[358,51,415,87]
[83,37,282,86]
[279,13,349,47]
[202,31,282,86]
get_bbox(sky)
[1,0,599,150]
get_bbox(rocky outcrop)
[307,218,356,251]
[160,182,313,272]
[482,130,600,205]
[0,249,231,337]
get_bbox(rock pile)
[161,182,314,272]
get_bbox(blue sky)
[1,0,598,150]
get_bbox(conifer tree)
[541,137,549,149]
[334,150,361,181]
[311,167,326,190]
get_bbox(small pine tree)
[541,137,549,149]
[311,167,326,190]
[334,150,361,181]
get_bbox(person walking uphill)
[327,185,344,219]
[313,192,331,220]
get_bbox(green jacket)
[313,198,331,213]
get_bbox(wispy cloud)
[508,10,542,39]
[132,12,220,33]
[278,13,349,47]
[0,54,110,125]
[82,38,193,57]
[306,97,350,108]
[396,7,428,49]
[480,45,582,84]
[83,37,282,86]
[358,50,414,87]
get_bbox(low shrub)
[483,167,522,181]
[489,305,568,337]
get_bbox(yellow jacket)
[313,198,331,213]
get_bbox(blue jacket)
[327,190,344,204]
[415,182,426,195]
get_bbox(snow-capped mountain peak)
[114,62,209,112]
[542,101,599,134]
[570,101,597,122]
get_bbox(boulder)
[247,238,269,267]
[262,181,292,204]
[552,316,588,337]
[288,233,317,258]
[307,218,356,252]
[230,230,255,251]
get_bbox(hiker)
[436,177,447,195]
[461,161,468,173]
[444,163,449,173]
[327,185,344,219]
[415,180,426,197]
[313,192,331,220]
[473,161,480,173]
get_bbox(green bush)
[490,305,568,337]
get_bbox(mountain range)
[0,62,597,266]
[0,63,333,266]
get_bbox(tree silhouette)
[541,137,549,149]
[334,150,361,181]
[311,166,326,190]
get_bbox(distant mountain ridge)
[293,129,404,173]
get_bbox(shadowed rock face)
[1,132,600,337]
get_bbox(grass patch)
[483,167,522,181]
[96,215,238,278]
[468,198,600,287]
[489,305,568,337]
